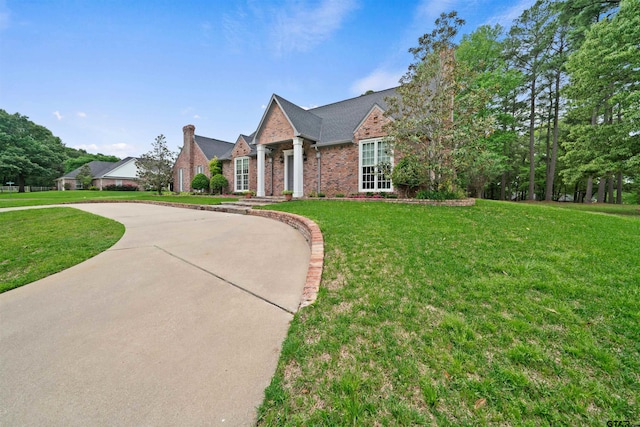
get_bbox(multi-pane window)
[359,138,392,192]
[196,165,203,174]
[234,157,249,192]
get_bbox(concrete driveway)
[0,203,310,426]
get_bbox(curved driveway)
[0,203,310,426]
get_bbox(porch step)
[208,204,251,214]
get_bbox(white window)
[196,165,203,174]
[116,179,123,186]
[234,157,249,192]
[359,138,393,192]
[75,180,83,190]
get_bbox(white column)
[257,144,265,197]
[293,137,304,198]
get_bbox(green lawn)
[257,200,639,426]
[0,190,238,208]
[0,208,125,293]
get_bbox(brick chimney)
[183,124,195,187]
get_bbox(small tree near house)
[191,173,210,192]
[75,163,93,189]
[136,134,176,195]
[210,174,228,195]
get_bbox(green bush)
[103,184,138,191]
[391,156,427,190]
[191,173,210,192]
[415,189,464,200]
[210,174,228,195]
[335,193,345,198]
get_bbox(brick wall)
[173,125,211,192]
[256,103,294,144]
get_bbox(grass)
[0,190,238,208]
[0,207,125,293]
[256,199,640,426]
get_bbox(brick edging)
[305,197,476,206]
[63,199,324,310]
[248,210,323,309]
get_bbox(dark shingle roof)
[194,135,234,160]
[255,87,398,146]
[309,87,397,146]
[61,161,118,179]
[274,95,322,141]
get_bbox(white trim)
[178,168,184,192]
[234,156,249,192]
[293,137,304,198]
[257,145,265,197]
[358,137,394,192]
[283,149,293,191]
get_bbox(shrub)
[415,189,464,200]
[391,156,427,191]
[210,174,228,195]
[103,184,138,191]
[335,193,345,198]
[191,173,210,192]
[63,183,71,190]
[317,192,326,198]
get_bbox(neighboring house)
[174,87,398,197]
[56,157,142,190]
[173,133,235,192]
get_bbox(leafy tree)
[191,173,210,192]
[135,134,176,195]
[385,11,494,194]
[563,0,640,204]
[507,0,553,200]
[65,153,120,173]
[209,157,222,176]
[210,174,228,195]
[75,163,93,189]
[457,24,523,198]
[0,109,66,192]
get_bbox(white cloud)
[53,111,63,120]
[351,68,404,95]
[301,104,319,111]
[271,0,359,55]
[415,0,459,22]
[193,114,201,119]
[485,0,536,27]
[73,142,137,158]
[261,104,267,109]
[77,112,87,118]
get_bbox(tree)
[563,0,640,204]
[456,24,523,198]
[385,11,494,194]
[507,0,553,200]
[75,163,93,189]
[65,153,120,173]
[210,174,228,195]
[209,157,222,176]
[135,135,176,195]
[0,109,66,192]
[191,173,210,192]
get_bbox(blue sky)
[0,0,534,158]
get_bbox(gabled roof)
[59,157,140,180]
[309,87,397,146]
[219,133,256,160]
[59,161,118,179]
[253,87,398,147]
[194,135,234,160]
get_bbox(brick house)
[173,128,234,192]
[56,157,142,190]
[176,87,397,197]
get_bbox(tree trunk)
[545,71,561,202]
[18,175,26,193]
[528,77,537,201]
[597,178,606,203]
[500,172,507,200]
[616,172,622,204]
[607,176,614,204]
[584,176,593,203]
